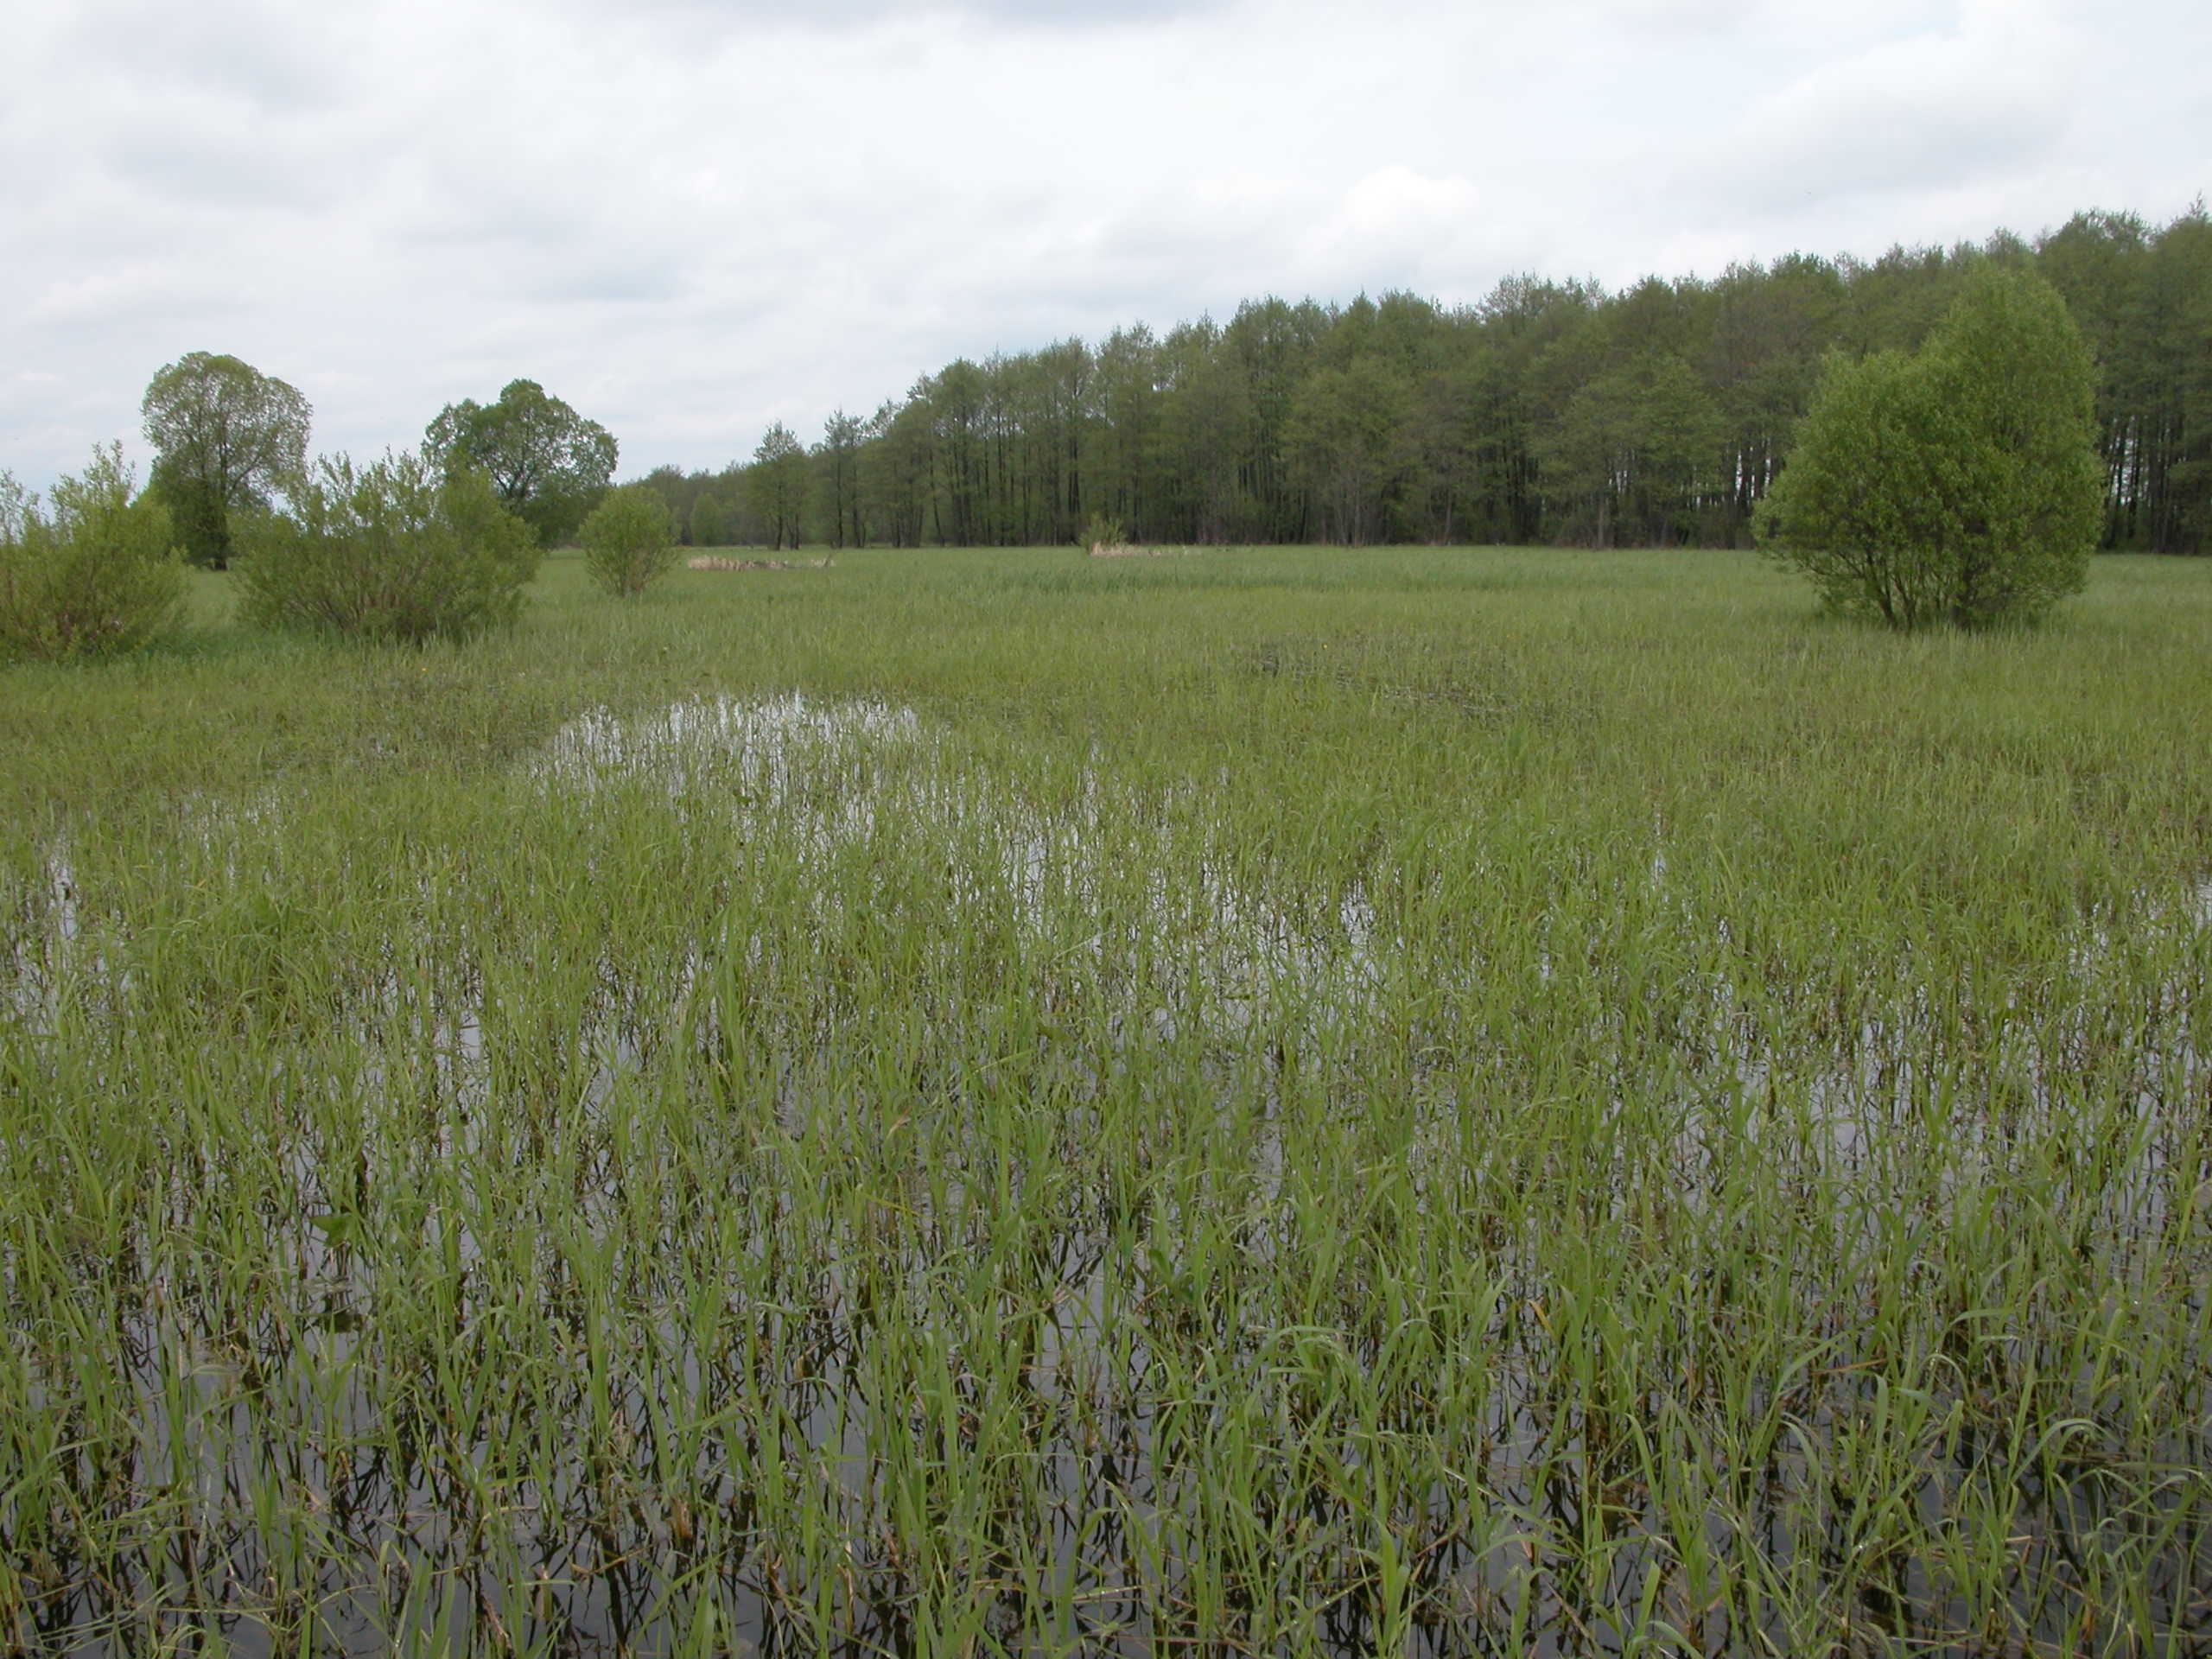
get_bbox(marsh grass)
[3,548,2209,1655]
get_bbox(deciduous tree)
[425,380,617,546]
[141,353,311,569]
[688,491,733,548]
[1756,268,2104,628]
[1286,358,1410,545]
[815,411,866,548]
[747,423,810,550]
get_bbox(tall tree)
[1084,326,1164,540]
[860,396,935,548]
[1544,353,1723,547]
[815,410,867,548]
[425,380,617,546]
[1225,297,1332,541]
[141,353,311,569]
[2036,210,2151,547]
[748,423,810,550]
[2113,206,2212,552]
[688,490,733,548]
[1155,321,1253,543]
[1285,358,1411,545]
[1030,340,1094,545]
[1704,255,1844,543]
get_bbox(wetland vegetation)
[3,546,2209,1654]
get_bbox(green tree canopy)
[141,353,312,569]
[608,207,2209,553]
[688,491,732,548]
[425,380,618,546]
[1286,358,1411,545]
[1543,353,1722,547]
[816,410,871,549]
[1756,267,2104,629]
[748,423,810,550]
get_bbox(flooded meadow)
[3,547,2209,1655]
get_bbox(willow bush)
[0,444,184,664]
[235,450,539,645]
[579,481,677,598]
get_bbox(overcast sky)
[5,0,2207,489]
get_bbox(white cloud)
[3,0,2207,486]
[1716,0,2080,213]
[1295,168,1487,290]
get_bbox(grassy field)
[3,546,2209,1656]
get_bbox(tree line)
[641,206,2212,555]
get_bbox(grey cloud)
[97,126,337,213]
[518,262,693,307]
[62,0,356,113]
[397,191,594,256]
[595,0,1229,32]
[932,0,1229,20]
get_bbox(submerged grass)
[3,546,2210,1655]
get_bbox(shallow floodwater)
[5,696,2209,1656]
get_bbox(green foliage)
[747,423,810,550]
[8,549,2212,1650]
[611,206,2207,554]
[860,398,935,547]
[425,379,618,547]
[580,483,677,597]
[149,459,232,570]
[0,445,185,664]
[817,410,867,548]
[1285,357,1411,544]
[685,490,731,547]
[1757,267,2105,629]
[1544,353,1723,547]
[235,451,541,645]
[141,353,313,569]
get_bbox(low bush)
[580,482,677,597]
[0,444,185,664]
[236,450,539,645]
[1078,511,1127,552]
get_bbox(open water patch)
[528,693,1391,1060]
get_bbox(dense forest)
[639,207,2212,554]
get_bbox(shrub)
[580,483,677,597]
[1756,267,2104,630]
[688,491,731,548]
[1079,512,1128,552]
[0,445,186,664]
[235,450,540,645]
